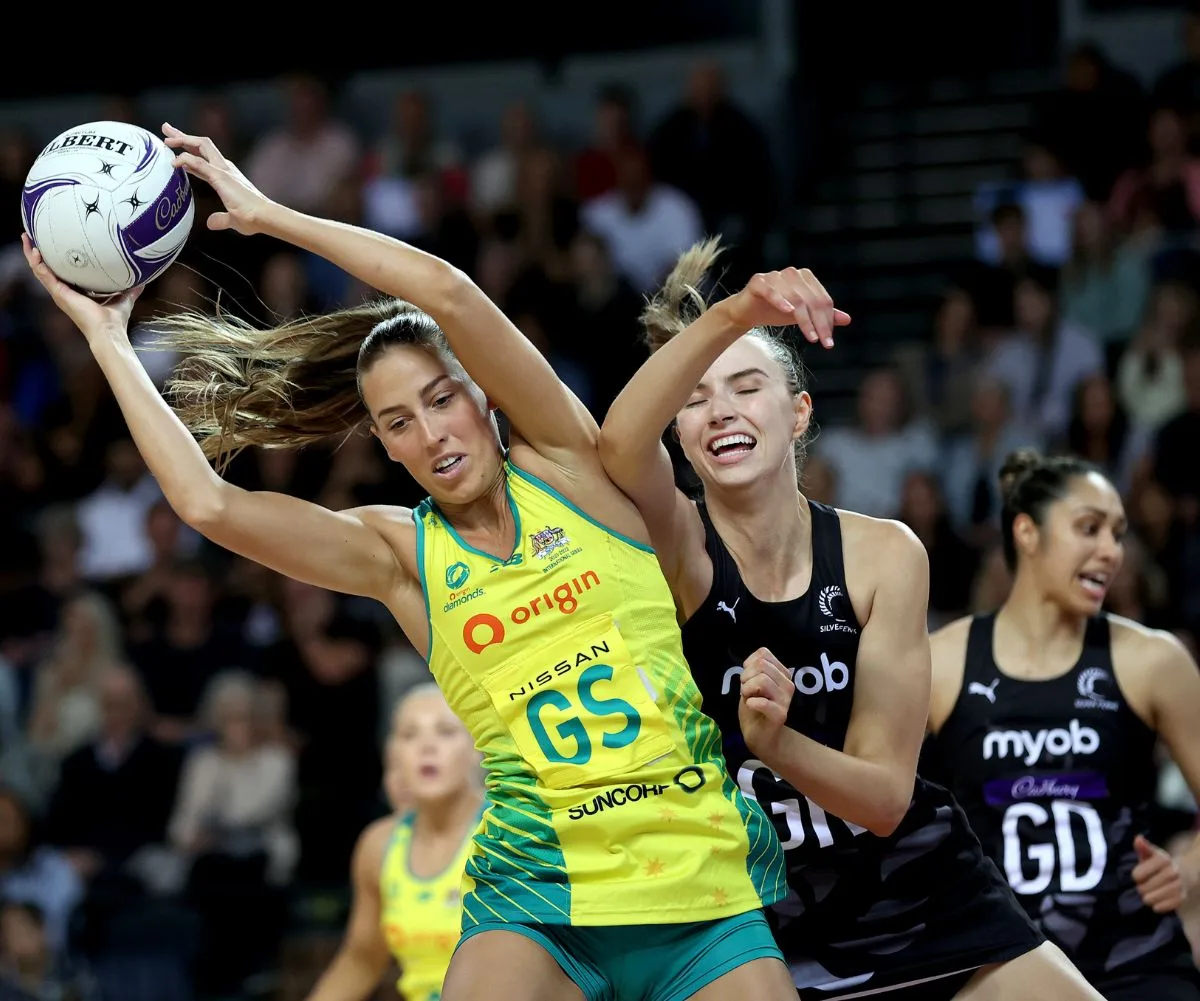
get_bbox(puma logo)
[716,598,739,622]
[968,679,1000,704]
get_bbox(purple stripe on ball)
[133,134,157,177]
[21,177,79,234]
[117,166,192,285]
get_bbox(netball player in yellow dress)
[17,120,843,1001]
[307,685,483,1001]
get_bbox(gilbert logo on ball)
[21,121,195,296]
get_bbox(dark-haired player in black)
[597,241,1105,999]
[927,449,1200,1001]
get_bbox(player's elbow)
[174,487,227,534]
[424,261,475,323]
[596,428,631,480]
[869,774,916,837]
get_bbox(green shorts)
[456,909,783,1001]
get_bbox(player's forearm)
[600,297,747,465]
[304,949,386,1001]
[257,202,463,320]
[763,729,914,837]
[88,334,228,525]
[1179,832,1200,897]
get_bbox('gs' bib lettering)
[483,613,676,789]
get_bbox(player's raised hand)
[738,647,795,760]
[162,123,269,236]
[21,234,141,342]
[722,267,851,350]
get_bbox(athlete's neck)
[438,459,512,553]
[995,569,1088,676]
[412,786,483,840]
[702,470,812,601]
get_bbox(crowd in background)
[0,20,1197,1001]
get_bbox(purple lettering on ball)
[154,175,191,232]
[117,166,193,286]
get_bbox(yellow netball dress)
[414,458,785,930]
[380,810,478,1001]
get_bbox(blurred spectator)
[74,439,161,587]
[974,141,1084,268]
[1153,6,1200,128]
[119,502,200,641]
[245,76,360,217]
[555,230,644,419]
[1117,290,1192,433]
[898,471,979,629]
[1065,369,1147,499]
[470,100,543,219]
[258,252,316,324]
[42,666,180,888]
[0,900,97,1001]
[0,507,81,681]
[405,170,481,278]
[12,302,107,475]
[815,366,939,519]
[581,146,703,293]
[370,89,463,185]
[1150,342,1200,632]
[1033,42,1146,201]
[1109,107,1200,234]
[25,593,123,796]
[362,89,466,240]
[982,265,1103,441]
[127,559,253,745]
[647,60,775,282]
[1059,200,1151,359]
[573,83,639,202]
[965,203,1035,331]
[1150,342,1200,511]
[0,789,81,960]
[171,672,295,997]
[940,377,1041,546]
[1062,373,1151,498]
[893,287,985,436]
[260,580,381,884]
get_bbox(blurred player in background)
[306,684,483,1001]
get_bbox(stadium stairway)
[787,67,1060,427]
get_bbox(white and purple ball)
[21,121,194,296]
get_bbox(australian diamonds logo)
[530,525,570,560]
[446,562,470,589]
[442,560,484,613]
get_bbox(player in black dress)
[597,241,1104,999]
[926,450,1200,1001]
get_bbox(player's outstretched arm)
[305,819,394,1001]
[22,237,403,604]
[164,125,598,474]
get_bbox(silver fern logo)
[818,585,845,621]
[1075,667,1118,711]
[817,585,857,634]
